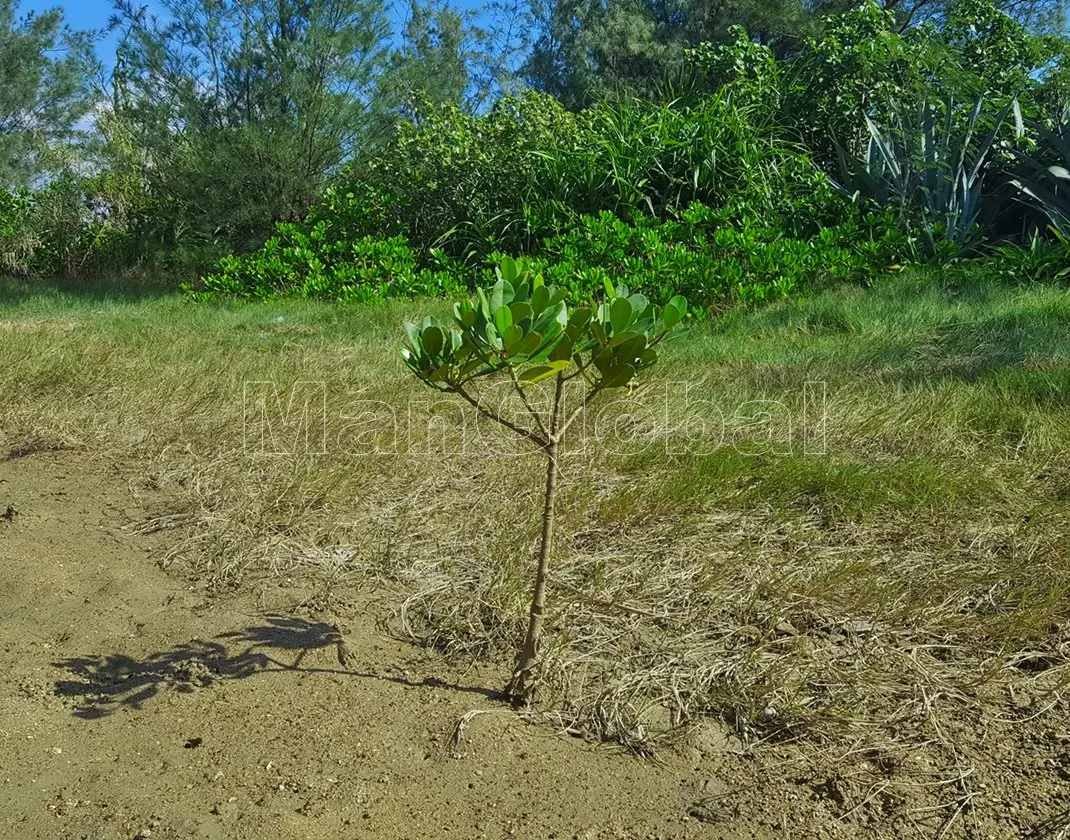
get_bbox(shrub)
[319,92,583,262]
[191,225,468,303]
[195,201,905,308]
[302,89,851,264]
[0,171,174,279]
[990,235,1069,283]
[1011,122,1070,238]
[515,204,906,309]
[400,256,688,700]
[0,189,37,275]
[833,96,1022,258]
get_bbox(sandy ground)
[1,452,1068,839]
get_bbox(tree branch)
[454,385,548,450]
[509,366,549,437]
[554,383,602,442]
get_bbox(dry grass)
[2,270,1069,779]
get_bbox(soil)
[1,452,1068,840]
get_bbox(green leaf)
[490,279,511,313]
[592,346,613,374]
[614,334,647,360]
[548,335,573,363]
[531,284,550,314]
[608,329,641,349]
[509,331,542,357]
[498,256,518,285]
[518,359,570,385]
[600,363,636,389]
[627,293,649,317]
[610,297,633,333]
[568,307,591,330]
[457,307,477,328]
[427,364,450,383]
[421,325,444,357]
[663,295,687,328]
[503,324,523,346]
[532,299,568,337]
[509,301,532,324]
[494,304,513,335]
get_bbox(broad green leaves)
[401,257,688,392]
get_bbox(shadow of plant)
[53,615,496,719]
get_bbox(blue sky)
[22,0,139,68]
[22,0,119,32]
[18,0,490,71]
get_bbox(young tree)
[110,0,391,250]
[401,257,687,701]
[0,0,97,188]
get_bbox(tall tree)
[375,0,481,119]
[373,0,534,128]
[0,0,97,188]
[521,0,1067,108]
[523,0,831,107]
[110,0,391,249]
[878,0,1065,29]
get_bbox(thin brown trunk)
[507,376,565,702]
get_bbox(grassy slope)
[1,269,1068,756]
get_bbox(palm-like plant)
[1010,123,1070,239]
[834,97,1021,256]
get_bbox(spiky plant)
[833,96,1021,256]
[1010,123,1070,239]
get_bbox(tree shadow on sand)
[52,614,498,719]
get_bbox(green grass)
[2,266,1069,763]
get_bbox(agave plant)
[401,256,688,702]
[834,96,1021,256]
[1010,123,1070,239]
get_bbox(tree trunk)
[506,377,564,702]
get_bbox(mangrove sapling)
[400,256,687,702]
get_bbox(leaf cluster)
[401,256,686,407]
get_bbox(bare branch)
[509,366,549,437]
[555,383,603,441]
[453,385,548,450]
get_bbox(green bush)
[991,235,1069,283]
[314,92,582,262]
[292,89,850,264]
[195,87,862,305]
[0,189,37,275]
[782,1,1063,167]
[191,224,468,302]
[0,171,176,279]
[194,200,906,308]
[833,96,1023,259]
[518,204,905,310]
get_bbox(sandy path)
[0,453,763,840]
